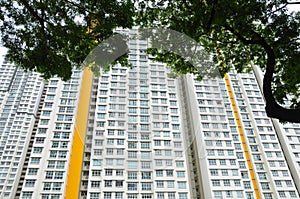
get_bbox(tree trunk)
[226,25,300,123]
[261,34,300,123]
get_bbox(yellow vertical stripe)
[224,74,261,199]
[65,68,93,198]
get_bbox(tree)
[0,0,134,80]
[136,0,300,122]
[0,0,299,123]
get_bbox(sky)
[0,47,6,64]
[0,47,7,56]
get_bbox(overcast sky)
[0,47,6,63]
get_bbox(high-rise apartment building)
[180,71,300,199]
[0,30,300,199]
[0,57,86,198]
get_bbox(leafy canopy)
[136,0,300,108]
[0,0,134,80]
[135,0,300,122]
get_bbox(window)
[106,159,113,165]
[141,152,150,159]
[207,150,215,156]
[289,191,297,198]
[107,138,114,145]
[142,182,152,190]
[166,160,172,166]
[224,180,231,186]
[212,180,220,186]
[128,161,138,169]
[175,151,183,157]
[38,128,47,134]
[106,148,114,155]
[116,159,124,165]
[104,192,112,199]
[274,180,282,188]
[25,180,35,187]
[105,169,113,176]
[128,141,137,149]
[178,182,187,188]
[156,170,163,177]
[128,194,138,199]
[258,173,267,180]
[46,95,55,100]
[128,182,138,190]
[244,181,251,189]
[286,180,293,187]
[26,167,38,176]
[176,161,184,167]
[142,172,151,179]
[157,193,164,199]
[226,191,233,198]
[46,171,54,179]
[104,180,112,187]
[278,191,286,198]
[93,159,102,166]
[165,150,172,156]
[208,159,216,165]
[92,170,101,176]
[156,181,164,188]
[140,108,149,114]
[221,169,228,176]
[35,137,45,144]
[141,194,153,199]
[94,149,102,156]
[141,134,150,140]
[128,171,137,179]
[21,192,33,199]
[163,169,172,176]
[91,181,100,188]
[167,181,174,188]
[214,191,222,198]
[115,192,123,199]
[178,193,188,199]
[43,183,51,191]
[49,183,60,191]
[279,161,286,167]
[234,180,241,186]
[154,140,161,146]
[48,87,56,93]
[272,170,279,177]
[141,142,150,149]
[167,193,175,199]
[282,170,289,176]
[155,159,163,166]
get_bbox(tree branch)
[225,25,300,123]
[18,0,50,53]
[287,2,300,4]
[268,3,288,15]
[206,0,218,30]
[224,25,261,45]
[253,32,300,123]
[18,0,45,27]
[62,0,99,16]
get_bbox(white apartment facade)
[78,32,191,199]
[180,69,300,199]
[0,31,299,199]
[0,60,45,198]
